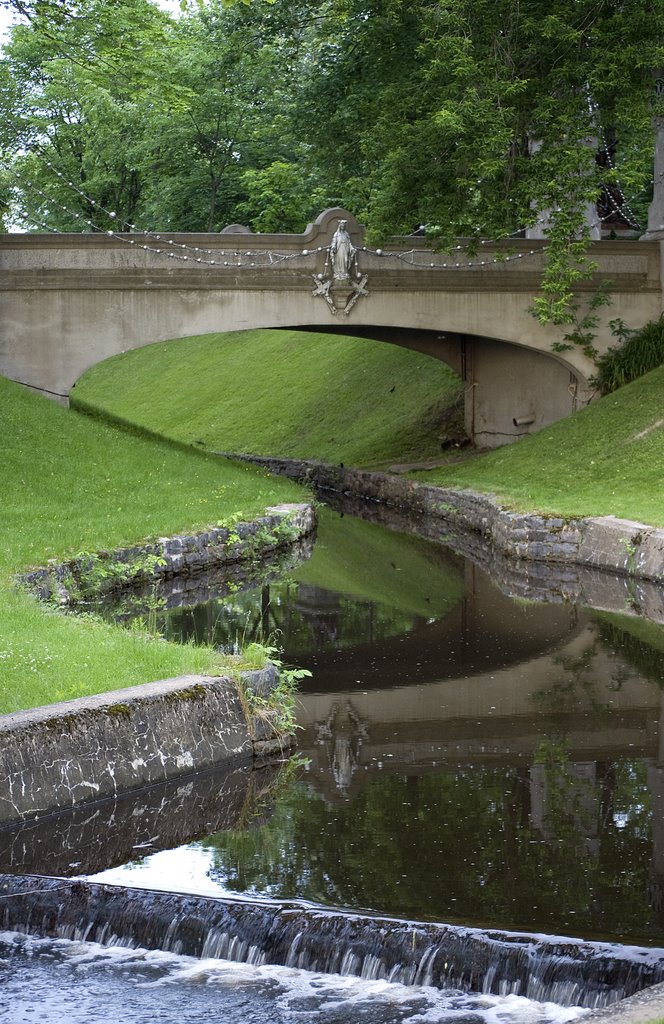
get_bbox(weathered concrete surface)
[18,502,315,604]
[227,455,664,588]
[0,760,284,877]
[1,208,661,444]
[0,674,255,825]
[578,518,664,581]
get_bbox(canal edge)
[219,455,664,586]
[16,502,316,605]
[1,502,316,825]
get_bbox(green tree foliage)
[290,0,664,322]
[0,0,330,231]
[0,0,186,229]
[1,0,663,317]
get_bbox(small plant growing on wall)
[238,640,311,739]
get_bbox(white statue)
[330,219,356,280]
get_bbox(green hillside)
[418,365,664,527]
[73,328,664,528]
[72,329,462,468]
[0,375,305,714]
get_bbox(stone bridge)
[1,208,662,445]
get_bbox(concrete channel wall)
[1,502,316,826]
[0,674,252,825]
[0,661,297,828]
[225,456,664,585]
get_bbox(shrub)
[591,314,664,394]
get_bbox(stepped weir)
[2,875,664,1010]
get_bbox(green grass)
[415,365,664,527]
[7,327,664,713]
[0,374,306,714]
[72,327,664,528]
[72,329,462,468]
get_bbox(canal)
[2,502,664,1022]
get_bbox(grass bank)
[72,328,462,468]
[0,375,307,715]
[416,366,664,528]
[73,328,664,529]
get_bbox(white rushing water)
[0,931,589,1024]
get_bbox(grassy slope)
[1,375,305,714]
[417,366,664,527]
[75,328,664,528]
[72,329,462,467]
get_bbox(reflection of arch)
[295,571,581,693]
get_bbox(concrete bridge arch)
[1,207,661,446]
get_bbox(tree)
[134,0,320,232]
[2,0,663,325]
[289,0,664,325]
[0,0,327,232]
[0,0,188,230]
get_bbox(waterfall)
[2,873,663,1009]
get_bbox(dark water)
[4,505,664,1021]
[89,508,664,947]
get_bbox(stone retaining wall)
[1,503,313,826]
[224,455,664,584]
[19,502,315,604]
[0,668,289,827]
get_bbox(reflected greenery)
[294,511,464,619]
[89,505,664,947]
[593,613,664,688]
[201,757,657,945]
[154,509,465,656]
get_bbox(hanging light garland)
[14,172,549,271]
[9,142,657,276]
[597,131,644,231]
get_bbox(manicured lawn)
[73,327,664,528]
[416,366,664,527]
[0,375,307,714]
[72,328,462,468]
[6,332,664,713]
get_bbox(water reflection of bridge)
[298,613,664,914]
[298,628,661,793]
[291,565,581,684]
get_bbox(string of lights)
[9,142,658,274]
[16,175,549,271]
[598,132,644,230]
[38,156,647,255]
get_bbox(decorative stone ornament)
[311,218,369,317]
